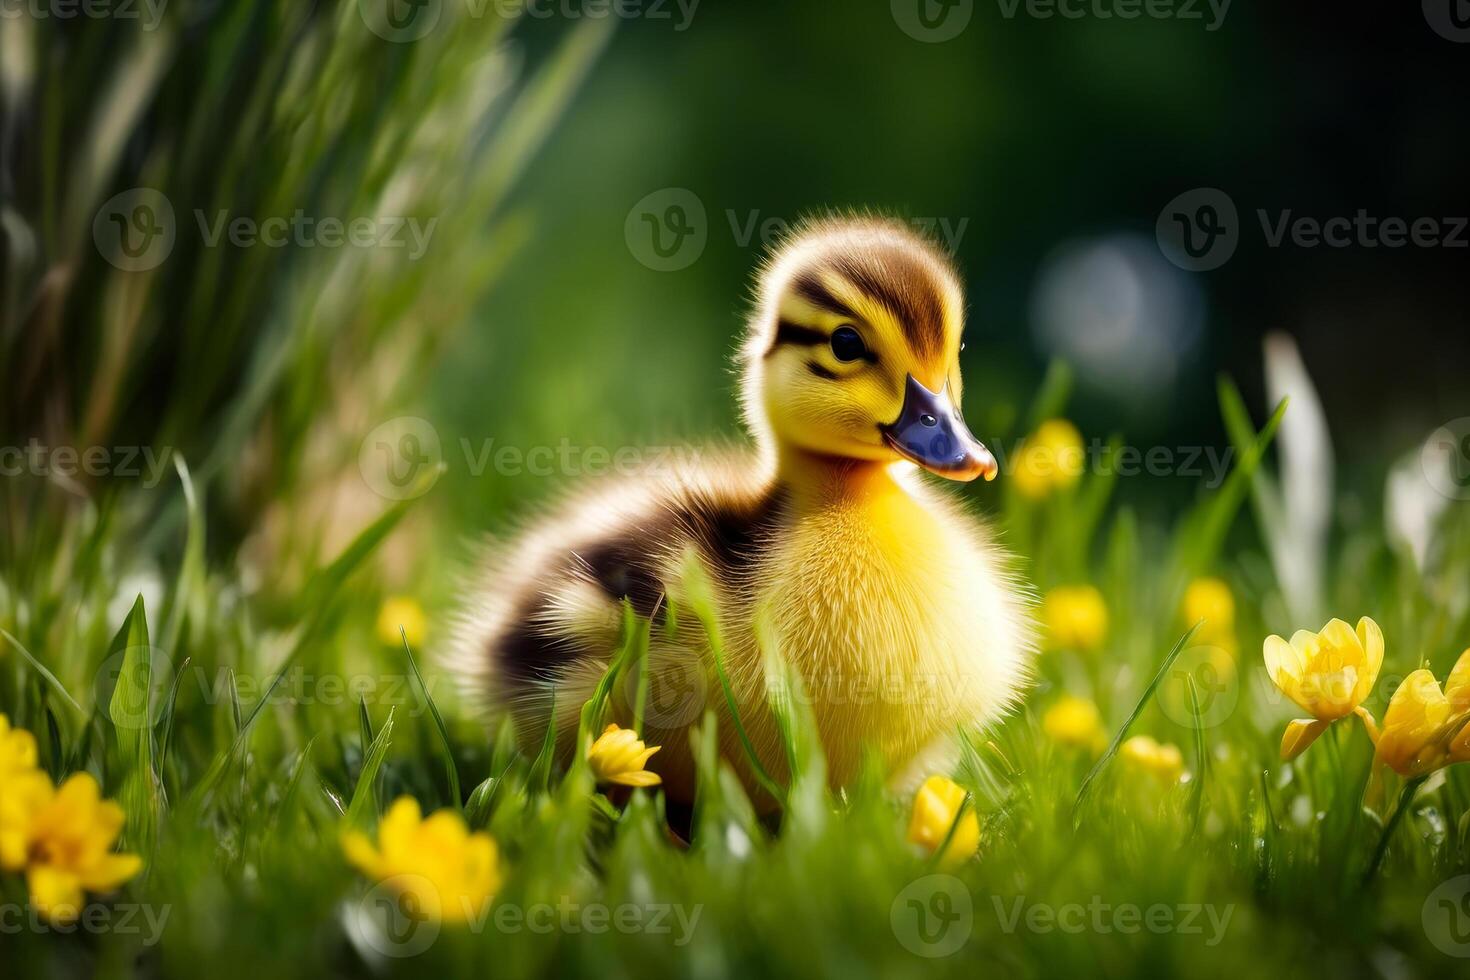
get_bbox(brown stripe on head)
[829,241,951,360]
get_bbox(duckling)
[448,216,1032,803]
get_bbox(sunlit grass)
[4,363,1469,976]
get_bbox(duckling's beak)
[880,375,998,482]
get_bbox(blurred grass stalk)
[0,1,611,570]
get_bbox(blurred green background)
[3,6,1470,976]
[437,1,1470,535]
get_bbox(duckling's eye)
[829,326,867,363]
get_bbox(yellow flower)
[907,775,979,869]
[587,724,662,788]
[1042,696,1106,753]
[376,596,427,649]
[342,796,502,924]
[1120,736,1185,786]
[0,713,39,780]
[1361,650,1470,777]
[0,772,143,923]
[1182,577,1235,648]
[1263,617,1383,760]
[1041,585,1108,653]
[1011,419,1086,499]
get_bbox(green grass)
[4,372,1469,977]
[5,4,1470,978]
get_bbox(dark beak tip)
[884,374,997,482]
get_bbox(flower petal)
[1320,618,1359,654]
[77,852,142,892]
[1444,647,1470,713]
[1280,718,1331,761]
[28,866,83,924]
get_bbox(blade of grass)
[242,469,439,732]
[1362,774,1429,884]
[1073,621,1202,823]
[344,708,396,829]
[926,791,976,871]
[1186,675,1209,839]
[400,626,460,806]
[42,699,63,782]
[1,627,84,714]
[358,696,374,755]
[528,690,558,794]
[108,595,160,852]
[681,551,786,806]
[464,775,497,829]
[227,667,243,733]
[272,737,320,834]
[156,655,191,789]
[162,454,204,655]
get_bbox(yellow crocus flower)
[1362,649,1470,777]
[376,595,427,649]
[1182,577,1235,649]
[0,772,143,923]
[342,796,502,924]
[587,724,662,788]
[1119,735,1185,786]
[0,713,39,780]
[1042,696,1106,754]
[1041,585,1108,653]
[907,775,979,869]
[1263,617,1383,760]
[1011,419,1085,499]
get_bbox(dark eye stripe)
[768,319,827,353]
[806,361,837,380]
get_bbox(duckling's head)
[740,216,997,481]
